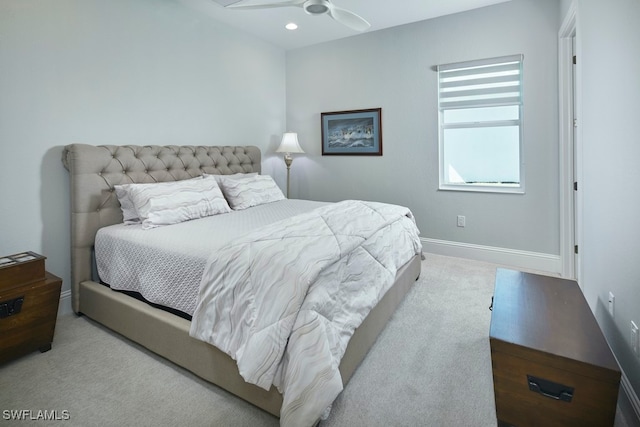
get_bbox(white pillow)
[114,176,204,224]
[127,175,231,229]
[216,174,285,210]
[114,184,141,224]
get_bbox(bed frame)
[62,143,421,417]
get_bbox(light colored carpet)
[0,253,632,426]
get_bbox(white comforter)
[189,200,422,427]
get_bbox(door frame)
[558,2,579,281]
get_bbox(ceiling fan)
[224,0,371,32]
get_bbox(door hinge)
[573,118,578,128]
[573,55,577,65]
[574,181,578,191]
[574,245,579,254]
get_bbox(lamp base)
[283,154,293,198]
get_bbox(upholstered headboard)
[62,144,261,313]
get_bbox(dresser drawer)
[0,272,62,365]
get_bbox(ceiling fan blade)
[226,0,305,9]
[328,5,370,32]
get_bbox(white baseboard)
[57,289,73,317]
[422,238,562,276]
[621,370,640,426]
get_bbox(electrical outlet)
[457,215,466,228]
[608,292,615,317]
[632,321,639,357]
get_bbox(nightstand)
[0,252,62,365]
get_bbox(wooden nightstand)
[0,252,62,365]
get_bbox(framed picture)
[321,108,382,156]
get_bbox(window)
[437,54,524,193]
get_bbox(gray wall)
[560,0,573,18]
[0,0,286,314]
[286,0,561,257]
[577,0,640,406]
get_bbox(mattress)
[95,199,328,316]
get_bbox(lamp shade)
[276,132,305,154]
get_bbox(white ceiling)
[178,0,513,50]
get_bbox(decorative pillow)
[216,174,285,210]
[127,175,231,229]
[114,176,204,224]
[114,184,141,224]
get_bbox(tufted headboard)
[62,144,261,313]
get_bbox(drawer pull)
[0,296,24,318]
[527,375,574,402]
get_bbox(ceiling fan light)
[307,4,328,14]
[304,0,329,15]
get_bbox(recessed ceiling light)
[285,22,298,30]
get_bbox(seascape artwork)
[321,109,382,155]
[326,117,375,148]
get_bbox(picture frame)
[321,108,382,156]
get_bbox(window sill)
[438,183,525,194]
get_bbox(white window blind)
[437,54,524,193]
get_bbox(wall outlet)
[632,321,639,357]
[457,215,466,228]
[608,292,615,317]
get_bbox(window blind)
[438,54,523,110]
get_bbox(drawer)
[0,273,62,365]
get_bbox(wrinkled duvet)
[189,200,422,427]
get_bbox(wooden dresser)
[489,268,620,427]
[0,252,62,365]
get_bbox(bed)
[62,144,422,426]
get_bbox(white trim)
[558,2,577,280]
[422,238,561,275]
[438,183,524,194]
[437,54,524,71]
[438,55,525,194]
[621,370,640,424]
[559,1,577,39]
[57,289,73,317]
